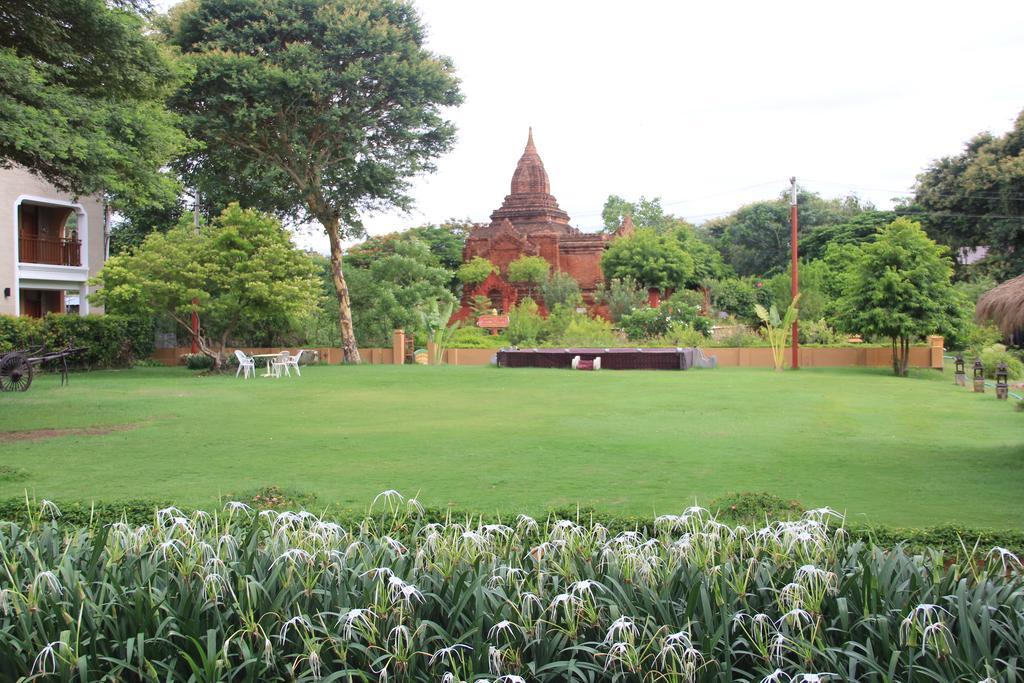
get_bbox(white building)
[0,166,107,317]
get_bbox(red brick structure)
[454,129,632,321]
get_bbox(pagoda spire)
[510,127,549,195]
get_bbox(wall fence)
[151,334,945,370]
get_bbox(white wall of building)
[0,166,106,317]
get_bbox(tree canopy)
[456,257,499,286]
[507,255,551,284]
[92,204,320,367]
[347,239,455,346]
[601,228,695,292]
[0,0,184,206]
[836,218,966,376]
[914,109,1024,279]
[601,195,692,234]
[165,0,462,362]
[704,191,871,276]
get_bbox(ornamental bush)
[0,313,154,368]
[446,326,507,349]
[597,276,647,323]
[619,302,708,341]
[979,344,1024,380]
[506,297,546,346]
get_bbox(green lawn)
[0,365,1021,528]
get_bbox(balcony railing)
[18,235,81,266]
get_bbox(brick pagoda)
[453,129,632,321]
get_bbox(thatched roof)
[976,274,1024,334]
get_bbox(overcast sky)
[160,0,1024,249]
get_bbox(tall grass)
[1,493,1021,681]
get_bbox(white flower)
[488,620,523,640]
[428,643,472,666]
[760,668,790,683]
[338,608,374,640]
[604,616,638,643]
[31,641,65,676]
[988,546,1024,573]
[569,578,605,598]
[32,570,64,597]
[271,548,312,568]
[39,499,62,519]
[278,614,311,644]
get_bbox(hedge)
[0,313,154,368]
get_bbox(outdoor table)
[250,353,281,377]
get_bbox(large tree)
[166,0,462,363]
[914,109,1024,279]
[0,0,184,206]
[346,238,455,345]
[601,195,689,234]
[837,217,966,377]
[704,191,870,276]
[91,204,321,368]
[601,228,695,292]
[345,219,471,293]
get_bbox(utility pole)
[191,190,200,354]
[790,176,799,370]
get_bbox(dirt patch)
[0,423,142,443]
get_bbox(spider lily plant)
[0,491,1021,681]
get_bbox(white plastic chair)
[271,351,291,378]
[234,349,256,379]
[284,349,303,376]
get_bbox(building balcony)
[18,235,81,267]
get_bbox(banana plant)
[755,293,801,371]
[418,299,462,365]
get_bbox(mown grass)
[0,364,1021,528]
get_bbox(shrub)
[648,322,709,348]
[447,326,506,348]
[709,491,805,522]
[183,352,214,370]
[551,315,620,347]
[717,326,764,347]
[979,343,1024,380]
[962,321,1002,355]
[619,302,705,341]
[665,288,704,310]
[800,317,843,345]
[598,276,645,322]
[709,276,758,320]
[539,271,583,309]
[469,294,494,319]
[0,313,154,368]
[506,297,545,345]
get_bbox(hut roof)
[976,274,1024,334]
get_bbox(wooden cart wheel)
[0,353,33,392]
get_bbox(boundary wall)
[150,335,945,370]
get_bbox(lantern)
[973,358,985,393]
[996,361,1009,400]
[954,355,966,387]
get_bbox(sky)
[159,0,1024,250]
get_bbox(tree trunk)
[900,336,911,377]
[323,216,361,364]
[891,337,899,376]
